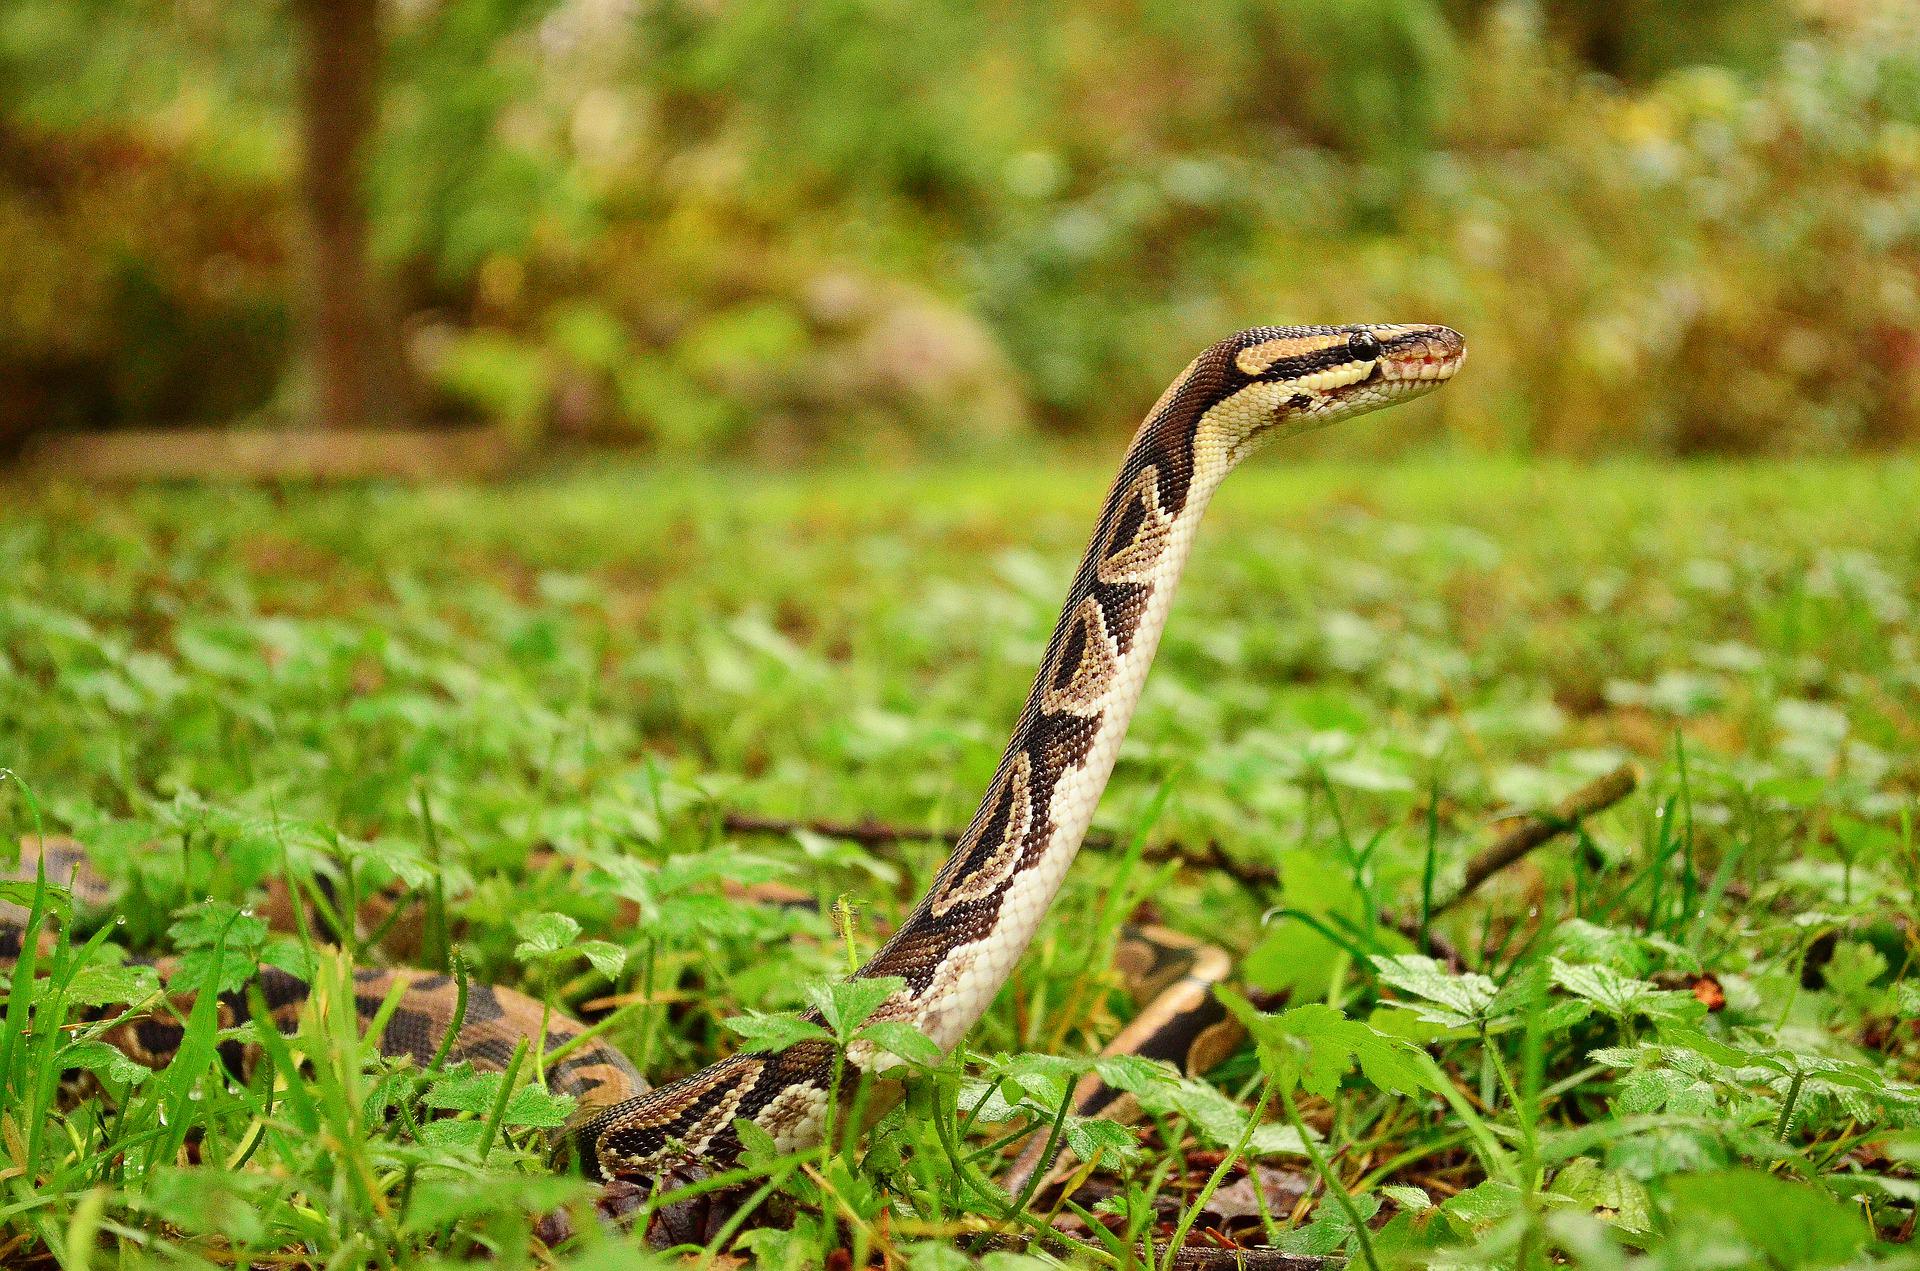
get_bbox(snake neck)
[853,405,1235,1051]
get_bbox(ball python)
[3,323,1463,1242]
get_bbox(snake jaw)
[1376,323,1467,387]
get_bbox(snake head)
[1174,323,1465,463]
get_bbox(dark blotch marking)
[217,1034,251,1080]
[974,775,1018,859]
[1108,489,1150,559]
[548,1050,613,1095]
[134,1017,185,1059]
[459,1035,519,1068]
[258,966,310,1012]
[1088,578,1147,655]
[1076,994,1228,1117]
[1050,615,1088,691]
[378,1006,444,1064]
[464,984,506,1023]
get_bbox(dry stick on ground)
[720,764,1640,898]
[1442,763,1640,913]
[1379,762,1639,966]
[721,763,1640,965]
[720,813,1279,886]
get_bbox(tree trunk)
[295,0,404,429]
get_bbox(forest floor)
[2,457,1916,1268]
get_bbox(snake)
[3,322,1463,1245]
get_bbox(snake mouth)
[1377,325,1466,387]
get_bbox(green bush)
[1,0,1916,455]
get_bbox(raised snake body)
[578,322,1464,1178]
[5,323,1463,1207]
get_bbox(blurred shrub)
[0,121,292,454]
[1411,8,1920,451]
[1,0,1916,456]
[1485,0,1797,82]
[423,274,1026,458]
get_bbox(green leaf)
[512,911,581,962]
[856,1019,944,1068]
[1893,981,1920,1020]
[901,1241,978,1271]
[805,976,904,1041]
[1061,1115,1139,1166]
[576,939,628,980]
[1441,1179,1524,1235]
[1380,1184,1432,1212]
[1274,1193,1379,1255]
[1821,940,1886,1003]
[67,961,161,1008]
[60,1038,152,1086]
[986,1052,1084,1110]
[1218,987,1433,1098]
[1658,1026,1758,1069]
[1091,1053,1178,1094]
[1247,1123,1314,1156]
[724,1010,833,1053]
[1663,1170,1868,1267]
[1616,1066,1717,1116]
[259,936,318,984]
[1550,1158,1653,1234]
[977,1253,1054,1271]
[165,902,270,994]
[139,1167,273,1243]
[168,902,268,952]
[424,1068,573,1127]
[736,1217,828,1271]
[1550,959,1698,1025]
[733,1116,781,1169]
[1128,1073,1248,1148]
[1373,954,1500,1029]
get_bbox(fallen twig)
[719,812,1287,888]
[718,810,967,849]
[720,762,1641,914]
[1442,763,1641,914]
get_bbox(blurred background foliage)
[2,0,1918,459]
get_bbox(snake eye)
[1347,331,1382,362]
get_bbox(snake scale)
[4,322,1463,1238]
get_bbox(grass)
[1,455,1917,1269]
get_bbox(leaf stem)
[1006,1082,1075,1220]
[1279,1087,1380,1271]
[1774,1070,1806,1141]
[1161,1077,1274,1271]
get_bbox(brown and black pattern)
[845,329,1256,999]
[1096,465,1174,587]
[930,752,1034,915]
[574,1041,837,1180]
[846,324,1460,1017]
